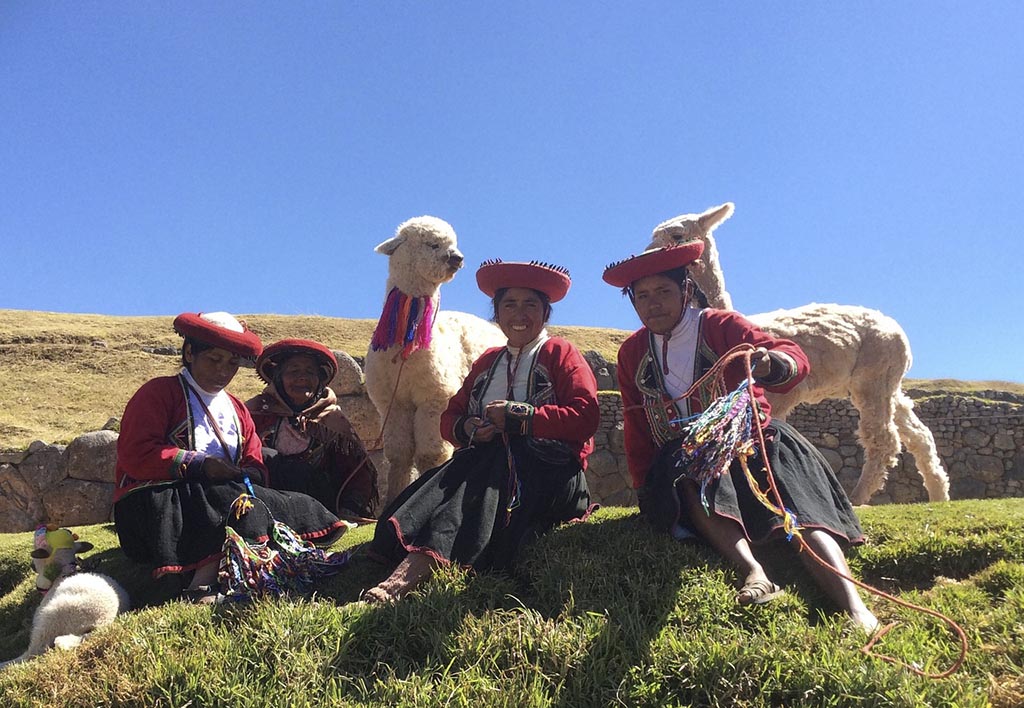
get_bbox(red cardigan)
[617,309,809,489]
[440,336,599,468]
[114,375,267,502]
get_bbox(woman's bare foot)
[849,608,880,634]
[364,552,437,604]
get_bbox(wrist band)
[504,401,535,436]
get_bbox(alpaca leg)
[382,406,416,505]
[894,392,949,501]
[413,403,452,475]
[848,388,902,505]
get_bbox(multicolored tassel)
[370,287,436,359]
[672,380,802,539]
[219,510,352,601]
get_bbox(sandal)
[736,579,784,606]
[182,585,221,605]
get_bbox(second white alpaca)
[364,216,503,504]
[648,203,949,505]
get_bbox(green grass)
[1,500,1022,707]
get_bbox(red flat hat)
[476,260,571,302]
[602,241,705,288]
[256,339,338,385]
[172,312,263,359]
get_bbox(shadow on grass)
[514,510,695,706]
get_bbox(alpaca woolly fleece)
[0,572,129,668]
[365,216,503,503]
[648,203,949,505]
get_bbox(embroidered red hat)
[256,339,338,385]
[601,241,705,288]
[172,312,263,359]
[476,260,572,302]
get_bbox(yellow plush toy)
[30,525,94,593]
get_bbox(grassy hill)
[0,501,1021,706]
[0,309,630,450]
[1,310,1023,705]
[1,309,1021,451]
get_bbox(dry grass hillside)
[1,308,1020,450]
[0,309,630,449]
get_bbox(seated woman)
[603,244,878,631]
[365,260,600,602]
[113,312,347,599]
[247,339,379,521]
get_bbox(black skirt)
[114,479,346,578]
[370,437,592,571]
[640,420,864,545]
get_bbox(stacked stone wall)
[3,368,1023,532]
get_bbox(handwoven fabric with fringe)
[370,287,435,359]
[673,380,801,539]
[218,495,352,600]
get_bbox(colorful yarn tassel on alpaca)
[370,287,436,359]
[673,380,801,538]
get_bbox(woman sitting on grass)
[247,338,379,522]
[603,244,878,631]
[365,260,599,603]
[113,312,346,601]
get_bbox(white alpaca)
[365,216,503,503]
[0,572,129,668]
[648,203,949,505]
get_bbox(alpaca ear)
[74,541,94,554]
[374,234,406,255]
[31,548,51,560]
[697,203,735,232]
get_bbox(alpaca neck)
[385,273,442,300]
[694,239,734,310]
[370,285,438,359]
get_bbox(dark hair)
[622,266,690,301]
[491,287,552,323]
[180,337,214,369]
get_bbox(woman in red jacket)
[604,243,877,632]
[365,261,599,603]
[247,339,379,521]
[114,312,346,600]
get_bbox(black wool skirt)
[114,479,346,578]
[640,420,864,545]
[370,437,592,572]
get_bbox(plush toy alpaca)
[0,526,129,668]
[647,203,949,505]
[364,216,503,503]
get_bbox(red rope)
[642,342,969,678]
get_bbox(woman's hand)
[483,401,509,432]
[202,456,242,481]
[751,347,772,379]
[464,416,499,443]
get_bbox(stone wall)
[3,361,1023,532]
[785,391,1024,504]
[0,432,118,532]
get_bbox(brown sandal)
[736,579,784,606]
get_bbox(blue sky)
[2,3,1021,381]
